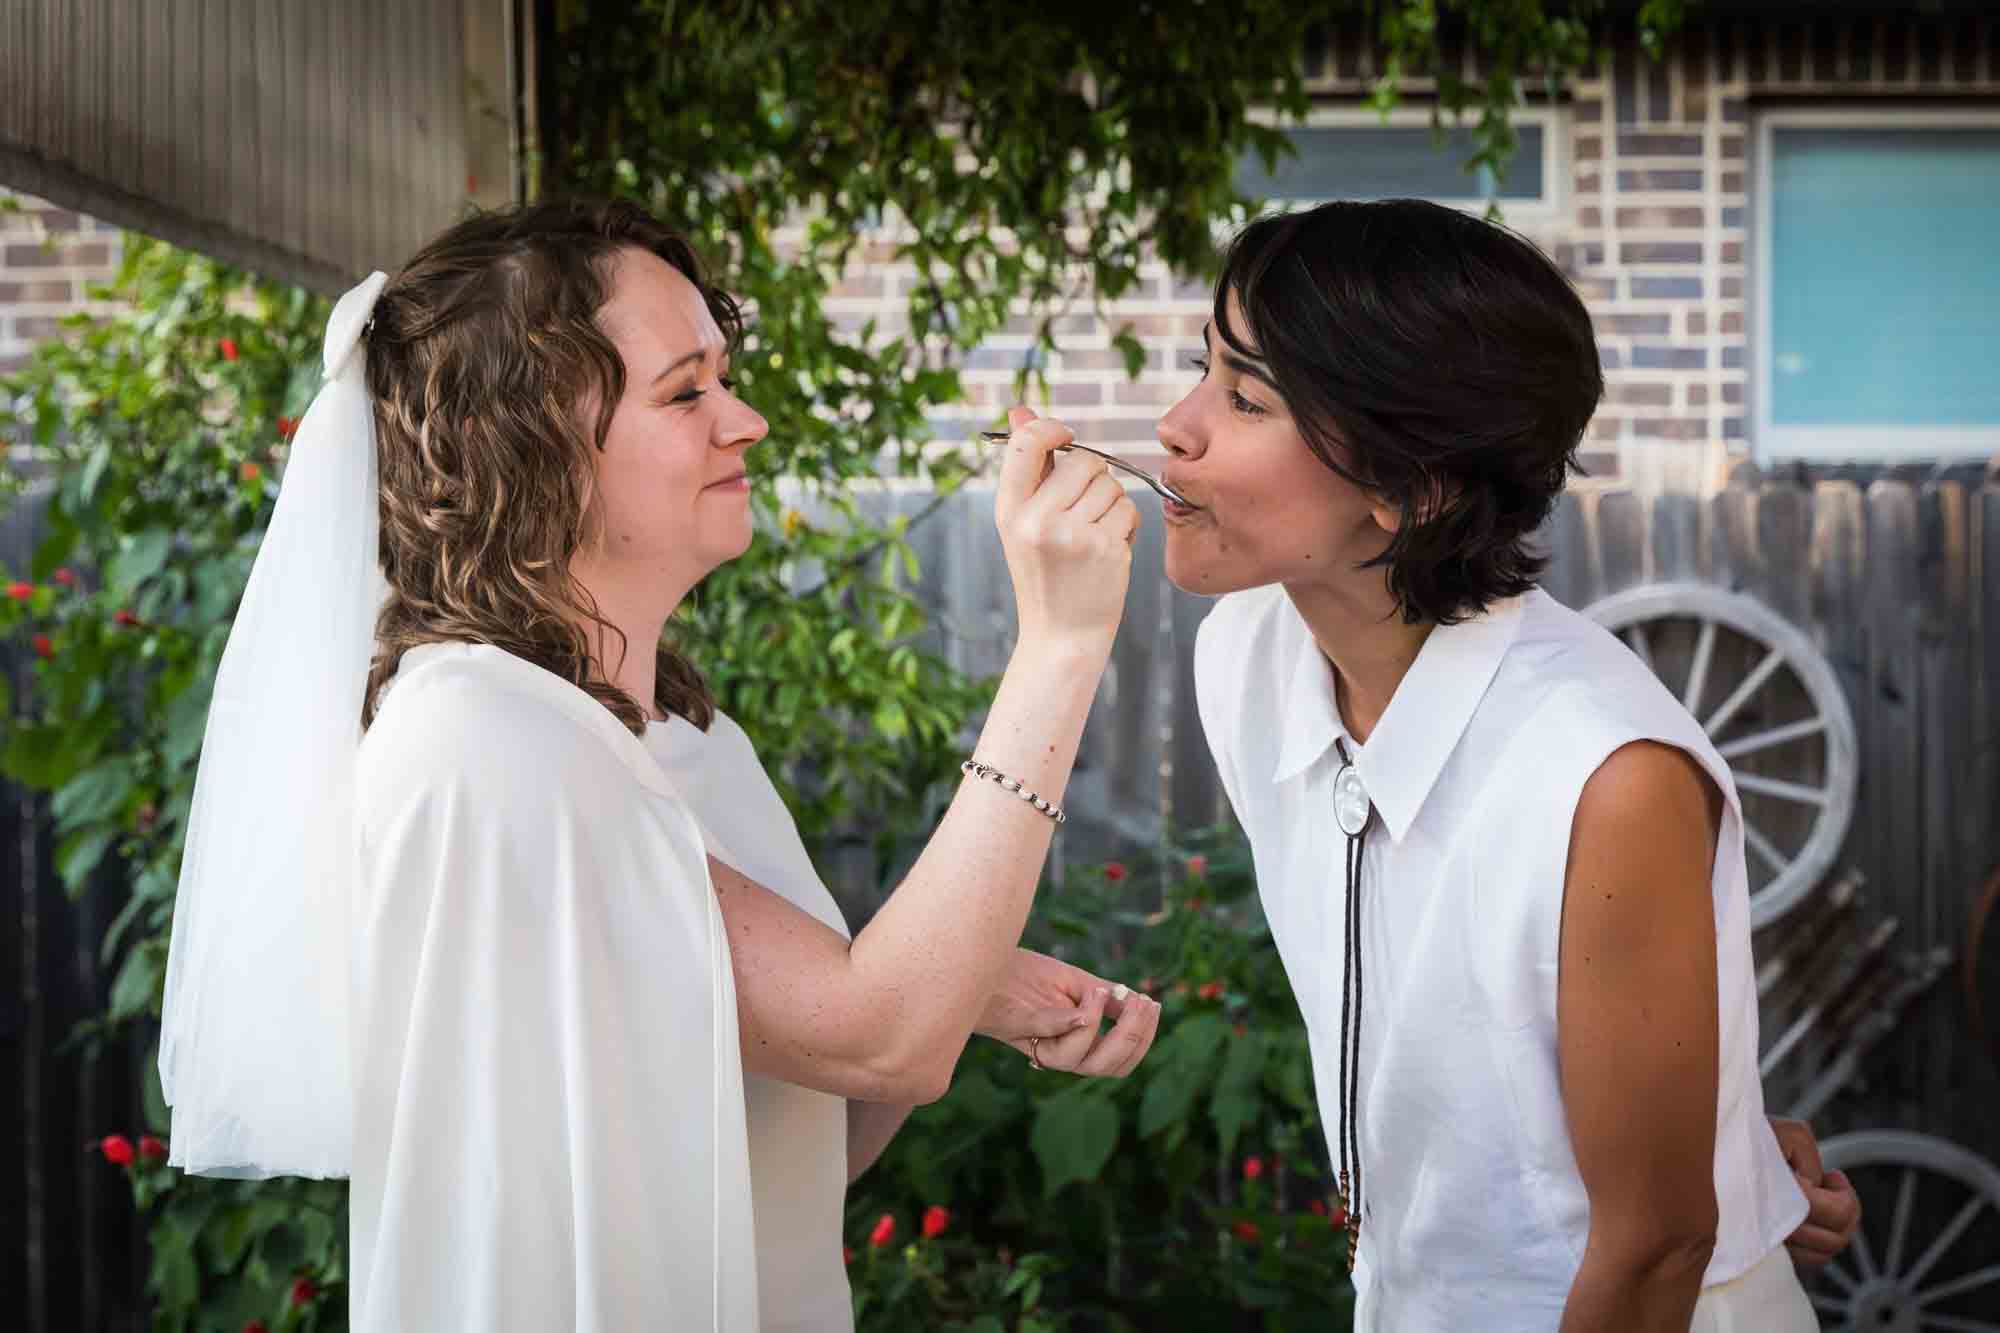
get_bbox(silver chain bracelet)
[960,758,1067,824]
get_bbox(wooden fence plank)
[1652,491,1700,584]
[1596,488,1648,596]
[1541,489,1590,609]
[1863,480,1926,1130]
[1167,587,1226,833]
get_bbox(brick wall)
[0,190,124,378]
[7,14,1996,484]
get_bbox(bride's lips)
[703,471,750,492]
[1162,477,1203,518]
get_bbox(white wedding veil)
[157,271,389,1178]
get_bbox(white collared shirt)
[1194,586,1807,1332]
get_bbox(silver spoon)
[978,431,1195,508]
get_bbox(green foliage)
[847,830,1358,1330]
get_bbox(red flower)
[1232,1220,1261,1243]
[1308,1198,1328,1217]
[1197,980,1223,1001]
[1103,861,1127,882]
[868,1213,895,1248]
[1242,1156,1264,1181]
[1187,854,1208,877]
[240,462,262,482]
[921,1204,950,1239]
[276,416,299,440]
[114,609,139,627]
[220,337,239,362]
[843,1246,855,1266]
[99,1134,134,1166]
[1188,895,1206,911]
[290,1276,316,1307]
[138,1134,167,1161]
[243,1323,269,1333]
[1232,1022,1248,1038]
[52,567,76,587]
[6,580,32,601]
[32,634,54,659]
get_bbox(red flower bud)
[32,634,54,660]
[1330,1206,1348,1230]
[1187,854,1208,877]
[6,581,32,601]
[1102,861,1127,882]
[240,462,262,482]
[1308,1198,1328,1217]
[220,337,239,362]
[1242,1156,1264,1181]
[52,568,76,587]
[114,610,139,627]
[138,1134,166,1160]
[868,1213,896,1248]
[921,1204,950,1239]
[1232,1220,1260,1243]
[290,1276,316,1307]
[1188,895,1206,911]
[843,1246,855,1266]
[99,1134,134,1166]
[1197,980,1223,1001]
[276,416,299,440]
[243,1323,269,1333]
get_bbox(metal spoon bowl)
[978,430,1194,508]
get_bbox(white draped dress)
[348,643,759,1332]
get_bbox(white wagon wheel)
[1806,1130,2000,1332]
[1585,583,1858,929]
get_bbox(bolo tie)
[1331,737,1373,1271]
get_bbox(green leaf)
[56,825,116,893]
[107,529,172,599]
[53,757,136,825]
[108,938,165,1021]
[1210,1030,1266,1158]
[1138,1013,1229,1140]
[871,697,908,741]
[1030,1084,1120,1196]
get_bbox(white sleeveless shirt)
[1193,587,1807,1332]
[645,712,857,1333]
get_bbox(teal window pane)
[1769,128,2000,427]
[1236,126,1544,203]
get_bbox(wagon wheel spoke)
[1681,618,1717,715]
[1921,1315,2000,1333]
[1820,1257,1860,1294]
[1702,645,1786,738]
[1716,715,1828,760]
[1905,1194,1990,1291]
[1742,819,1789,876]
[1852,1217,1880,1280]
[1888,1165,1919,1276]
[1623,623,1654,672]
[1919,1262,2000,1308]
[1735,772,1830,807]
[1809,1290,1850,1316]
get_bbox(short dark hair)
[1215,198,1602,624]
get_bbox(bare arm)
[714,411,1140,1105]
[846,1101,915,1183]
[1558,741,1724,1333]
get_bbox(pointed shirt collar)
[1269,594,1529,843]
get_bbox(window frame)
[1240,104,1568,224]
[1753,106,2000,462]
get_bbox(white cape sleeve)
[347,665,757,1333]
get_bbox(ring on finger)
[1028,1036,1045,1071]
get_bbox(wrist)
[1010,631,1112,675]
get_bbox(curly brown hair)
[362,198,740,734]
